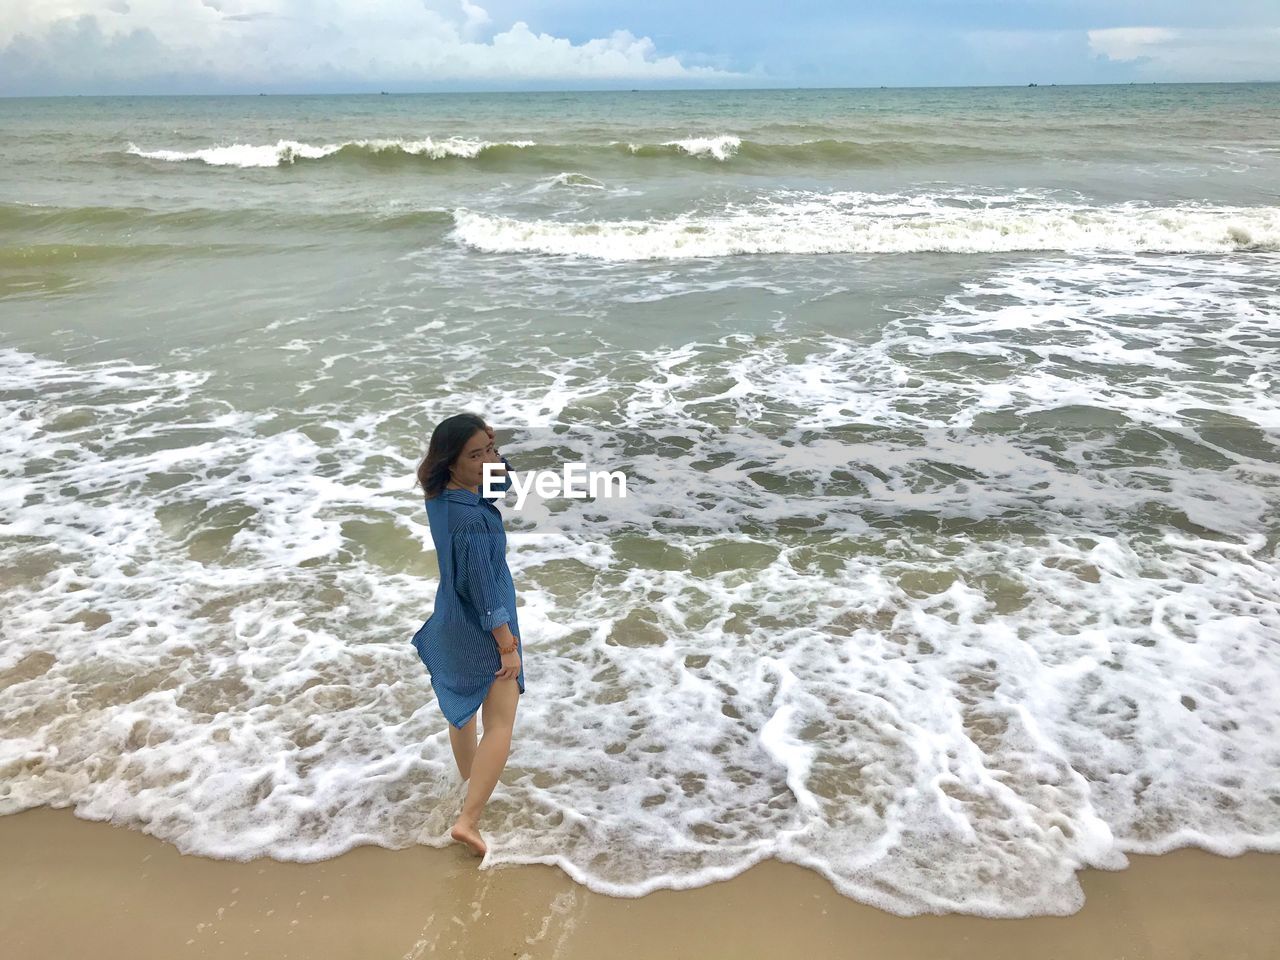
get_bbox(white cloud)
[1086,27,1178,62]
[1088,25,1280,80]
[0,0,748,94]
[459,0,490,39]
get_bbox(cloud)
[1087,27,1178,62]
[1088,25,1280,79]
[459,0,491,38]
[0,15,193,93]
[0,0,750,95]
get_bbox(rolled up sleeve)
[453,521,511,632]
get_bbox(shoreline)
[2,805,1278,959]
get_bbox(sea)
[1,84,1278,917]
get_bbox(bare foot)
[450,817,486,857]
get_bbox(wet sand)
[2,805,1278,959]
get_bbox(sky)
[1,1,1277,96]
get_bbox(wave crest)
[124,137,537,168]
[450,200,1280,259]
[123,135,1016,170]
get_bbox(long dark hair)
[417,412,489,499]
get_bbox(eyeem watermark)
[467,424,1279,540]
[483,461,627,509]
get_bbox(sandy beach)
[2,805,1277,960]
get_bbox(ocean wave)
[620,135,1004,165]
[0,201,455,234]
[124,137,538,168]
[638,135,742,161]
[530,171,608,191]
[0,242,256,268]
[450,200,1280,259]
[122,135,1018,170]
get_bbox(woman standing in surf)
[412,413,523,857]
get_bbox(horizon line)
[3,78,1279,99]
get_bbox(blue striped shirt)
[411,455,524,729]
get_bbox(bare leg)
[447,713,478,781]
[450,677,520,857]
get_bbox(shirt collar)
[435,486,494,505]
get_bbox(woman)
[411,412,523,858]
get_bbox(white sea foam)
[609,135,742,160]
[535,172,606,191]
[451,192,1280,259]
[660,135,742,160]
[124,135,741,168]
[124,137,537,168]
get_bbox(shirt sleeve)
[453,521,511,632]
[479,455,513,501]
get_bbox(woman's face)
[450,427,502,489]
